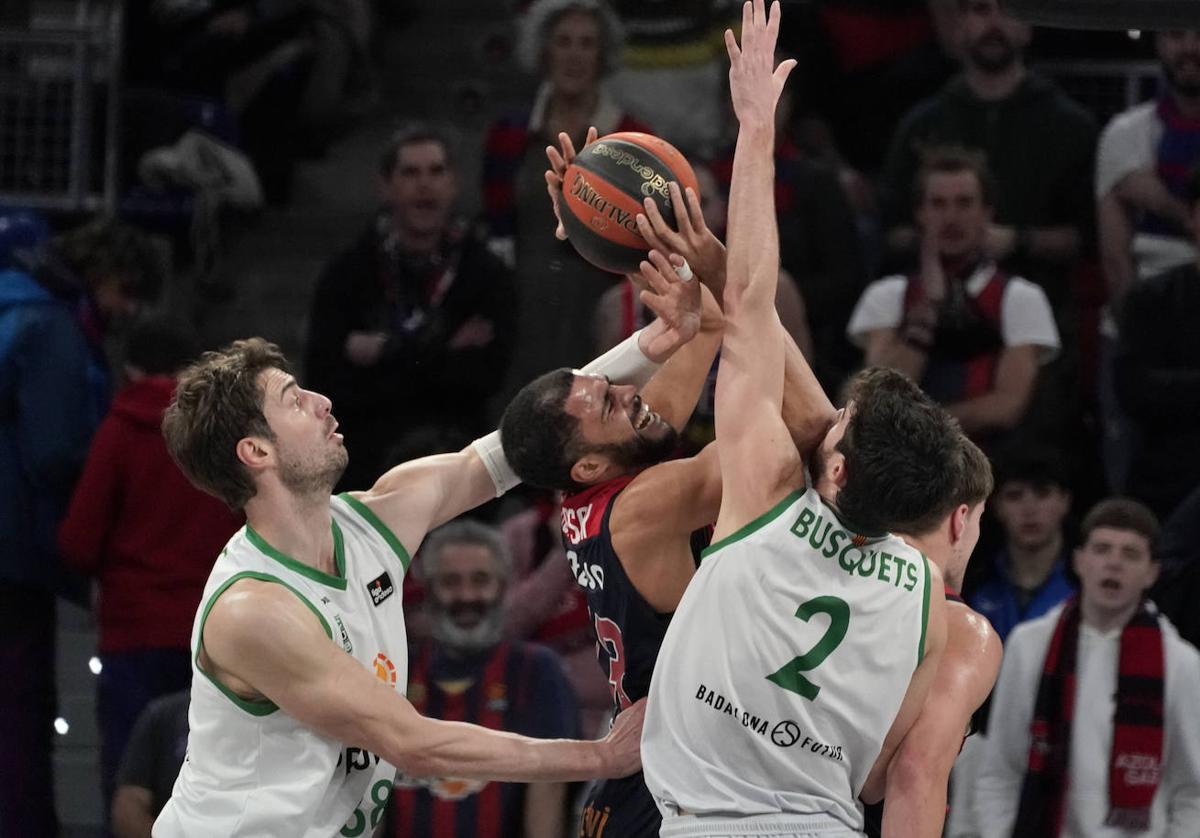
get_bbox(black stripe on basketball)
[561,207,647,274]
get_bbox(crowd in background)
[3,0,1200,836]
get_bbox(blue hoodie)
[0,267,107,590]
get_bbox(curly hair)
[516,0,625,78]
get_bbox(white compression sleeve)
[578,328,662,389]
[470,431,520,498]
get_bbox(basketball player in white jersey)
[642,3,991,835]
[152,258,703,837]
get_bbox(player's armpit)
[355,446,495,557]
[878,605,1003,838]
[202,579,641,783]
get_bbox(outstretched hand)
[633,250,702,362]
[725,0,795,129]
[544,127,599,241]
[636,181,728,296]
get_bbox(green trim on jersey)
[245,520,348,590]
[338,493,412,573]
[702,489,806,561]
[194,571,335,716]
[917,552,931,665]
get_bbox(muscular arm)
[200,581,640,781]
[523,782,568,838]
[880,604,1003,838]
[638,280,724,431]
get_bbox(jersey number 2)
[594,615,633,711]
[766,595,850,701]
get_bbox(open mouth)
[327,419,340,439]
[630,395,657,432]
[1100,578,1121,592]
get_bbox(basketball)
[560,132,701,275]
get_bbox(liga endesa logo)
[372,653,397,688]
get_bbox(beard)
[1165,58,1200,99]
[278,444,349,496]
[592,423,680,473]
[431,601,505,653]
[968,30,1019,73]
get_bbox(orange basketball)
[560,132,701,274]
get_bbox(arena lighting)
[1003,0,1200,30]
[54,717,70,736]
[89,656,102,675]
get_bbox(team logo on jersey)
[373,653,397,687]
[366,571,394,607]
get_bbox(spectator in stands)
[58,317,243,822]
[605,0,738,154]
[485,0,643,407]
[388,521,579,837]
[976,498,1200,838]
[847,148,1060,453]
[969,448,1076,643]
[0,216,161,838]
[111,690,190,838]
[1095,30,1200,493]
[1113,163,1200,522]
[306,123,516,491]
[880,0,1096,314]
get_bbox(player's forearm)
[724,123,779,312]
[523,782,568,838]
[390,717,613,783]
[780,326,834,456]
[880,752,953,838]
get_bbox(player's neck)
[1006,531,1063,590]
[244,487,339,577]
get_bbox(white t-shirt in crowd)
[845,263,1061,364]
[974,604,1200,838]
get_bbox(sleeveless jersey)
[642,487,932,832]
[560,474,708,838]
[154,493,411,838]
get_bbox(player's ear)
[570,451,614,487]
[237,435,273,471]
[948,503,969,545]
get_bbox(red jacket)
[58,375,243,653]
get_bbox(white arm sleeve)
[578,328,662,389]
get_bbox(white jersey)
[154,493,411,838]
[643,487,932,832]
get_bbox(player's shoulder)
[947,601,1003,671]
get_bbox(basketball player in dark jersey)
[500,133,835,838]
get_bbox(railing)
[1036,59,1162,124]
[0,0,122,212]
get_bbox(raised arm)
[880,605,1003,838]
[713,0,802,540]
[201,580,642,782]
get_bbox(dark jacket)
[0,268,105,590]
[304,217,516,489]
[58,375,243,652]
[1115,263,1200,520]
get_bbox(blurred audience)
[848,148,1060,453]
[977,498,1200,838]
[111,690,190,838]
[968,448,1076,643]
[0,216,161,838]
[605,0,738,155]
[58,317,242,822]
[389,521,579,838]
[485,0,642,408]
[1113,164,1200,523]
[881,0,1096,317]
[1095,29,1200,494]
[306,123,516,492]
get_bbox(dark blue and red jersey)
[560,474,710,838]
[389,641,579,838]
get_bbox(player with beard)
[498,131,833,836]
[153,252,702,838]
[389,521,580,838]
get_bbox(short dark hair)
[912,145,996,209]
[379,122,458,179]
[52,217,164,301]
[956,435,995,509]
[835,367,977,536]
[125,316,199,376]
[1080,497,1159,552]
[499,368,583,491]
[162,338,289,510]
[993,445,1070,491]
